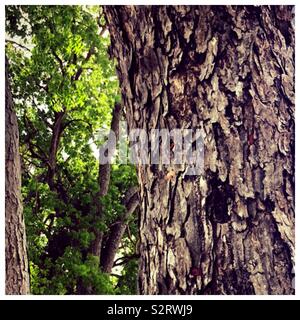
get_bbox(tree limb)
[5,39,31,52]
[89,103,122,260]
[72,25,107,82]
[100,190,139,273]
[51,49,65,76]
[113,253,140,268]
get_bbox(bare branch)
[113,254,139,267]
[51,49,65,76]
[62,118,93,133]
[72,47,95,81]
[5,39,31,52]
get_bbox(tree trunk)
[90,102,122,259]
[5,56,30,294]
[101,187,139,273]
[104,5,294,294]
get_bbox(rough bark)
[5,56,30,294]
[104,5,294,294]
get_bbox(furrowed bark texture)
[104,5,294,294]
[5,57,30,294]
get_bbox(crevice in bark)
[104,5,295,295]
[206,173,234,224]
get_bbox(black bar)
[0,300,298,319]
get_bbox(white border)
[1,0,298,299]
[1,1,298,5]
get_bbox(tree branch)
[100,190,139,273]
[62,118,93,133]
[90,103,122,260]
[113,253,139,267]
[46,110,66,190]
[72,47,95,81]
[5,39,31,52]
[72,25,107,82]
[51,49,65,76]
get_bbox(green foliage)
[6,5,138,295]
[30,249,115,294]
[117,259,139,294]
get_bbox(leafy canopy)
[6,5,138,295]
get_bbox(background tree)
[104,5,295,294]
[6,5,139,294]
[5,56,30,294]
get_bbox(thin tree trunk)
[101,187,139,273]
[5,56,30,294]
[90,102,122,258]
[104,5,294,294]
[78,103,122,294]
[47,110,65,190]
